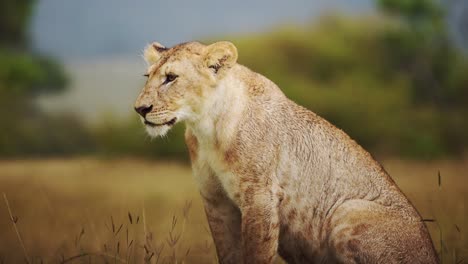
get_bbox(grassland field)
[0,158,467,263]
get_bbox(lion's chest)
[196,143,241,204]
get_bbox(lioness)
[134,41,438,264]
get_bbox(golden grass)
[0,158,214,263]
[0,158,466,263]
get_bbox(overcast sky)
[30,0,374,60]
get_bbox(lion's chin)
[145,125,171,137]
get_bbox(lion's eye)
[164,74,178,84]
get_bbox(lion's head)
[134,41,238,137]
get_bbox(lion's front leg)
[203,195,243,264]
[195,170,243,263]
[240,187,280,264]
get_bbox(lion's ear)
[204,41,238,73]
[144,42,167,65]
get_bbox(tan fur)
[135,41,438,264]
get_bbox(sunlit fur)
[134,41,438,264]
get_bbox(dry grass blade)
[147,252,154,262]
[75,228,85,247]
[166,232,181,247]
[125,238,134,264]
[128,212,133,224]
[60,253,89,264]
[111,216,115,234]
[166,214,182,249]
[438,170,441,187]
[142,200,147,263]
[184,247,191,258]
[143,244,153,264]
[60,252,127,264]
[171,215,178,230]
[2,193,30,264]
[115,224,123,236]
[154,242,165,264]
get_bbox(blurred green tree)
[377,0,468,107]
[377,0,468,155]
[0,0,35,47]
[0,0,67,95]
[0,0,94,156]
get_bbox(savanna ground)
[0,158,467,263]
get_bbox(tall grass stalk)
[2,192,30,264]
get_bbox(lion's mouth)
[144,117,177,127]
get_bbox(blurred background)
[0,0,467,263]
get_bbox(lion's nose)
[134,104,153,117]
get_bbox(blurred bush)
[229,1,468,158]
[92,115,188,160]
